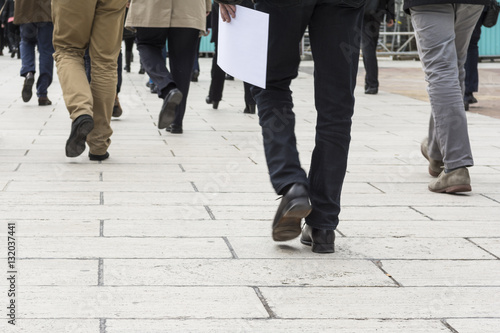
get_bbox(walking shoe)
[158,88,183,129]
[428,167,471,193]
[65,115,94,158]
[166,124,183,134]
[272,183,312,242]
[421,138,444,177]
[22,72,35,102]
[38,97,52,106]
[112,95,122,117]
[464,92,477,104]
[206,96,219,109]
[89,152,110,161]
[300,224,335,253]
[364,87,378,95]
[243,103,256,114]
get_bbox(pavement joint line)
[252,286,277,319]
[365,145,378,152]
[222,236,239,259]
[367,182,385,193]
[204,205,216,220]
[233,144,240,151]
[170,149,175,157]
[248,157,258,165]
[31,138,36,144]
[100,220,104,237]
[2,180,12,191]
[464,238,500,260]
[440,319,460,333]
[480,193,500,204]
[371,259,403,287]
[14,163,21,172]
[178,164,185,172]
[408,206,433,220]
[211,126,216,131]
[38,129,43,135]
[100,192,104,205]
[99,172,103,181]
[190,181,199,192]
[335,229,346,237]
[98,259,104,286]
[99,318,106,333]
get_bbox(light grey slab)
[0,219,99,236]
[0,192,100,205]
[105,319,450,333]
[103,219,271,237]
[380,260,500,286]
[1,319,99,333]
[5,180,194,192]
[104,259,393,287]
[469,238,500,258]
[415,206,500,221]
[0,171,100,181]
[228,237,496,260]
[16,259,98,286]
[338,220,500,238]
[446,319,500,333]
[15,237,231,259]
[0,204,210,220]
[17,286,268,319]
[260,287,500,319]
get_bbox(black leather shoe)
[166,124,183,134]
[22,72,35,102]
[66,115,94,158]
[89,152,109,161]
[272,183,312,242]
[206,96,219,109]
[38,97,52,106]
[243,104,256,114]
[158,88,183,129]
[300,224,335,253]
[364,87,378,95]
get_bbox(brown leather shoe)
[428,167,471,193]
[112,95,122,117]
[38,97,52,106]
[421,138,444,177]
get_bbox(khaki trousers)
[52,0,127,155]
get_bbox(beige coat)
[126,0,211,31]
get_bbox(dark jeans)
[209,43,255,105]
[19,22,54,97]
[464,11,486,94]
[252,0,363,230]
[136,27,199,127]
[361,14,380,90]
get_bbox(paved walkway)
[1,53,499,332]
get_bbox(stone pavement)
[0,53,499,333]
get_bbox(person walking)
[52,0,128,160]
[219,0,364,253]
[126,0,212,134]
[206,0,256,113]
[406,0,488,193]
[14,0,54,105]
[361,0,395,95]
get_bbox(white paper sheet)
[217,5,269,89]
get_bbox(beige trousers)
[52,0,127,155]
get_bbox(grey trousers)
[411,4,483,170]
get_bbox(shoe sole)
[158,91,183,129]
[421,142,442,177]
[272,199,312,242]
[22,76,34,102]
[429,184,472,193]
[65,118,94,157]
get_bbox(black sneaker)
[65,115,94,158]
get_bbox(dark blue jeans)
[19,22,54,98]
[464,10,486,94]
[136,27,199,127]
[252,0,363,230]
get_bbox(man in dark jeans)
[219,0,364,253]
[361,0,394,94]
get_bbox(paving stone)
[105,319,450,332]
[0,220,99,237]
[2,319,99,333]
[104,259,393,287]
[380,260,500,286]
[5,180,194,192]
[16,237,232,259]
[259,287,500,318]
[469,238,500,258]
[415,206,500,221]
[16,259,98,286]
[228,237,495,259]
[446,319,500,333]
[17,286,268,319]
